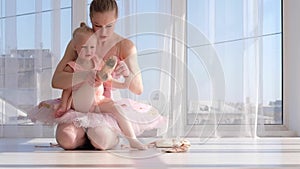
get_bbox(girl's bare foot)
[54,105,67,118]
[128,138,148,150]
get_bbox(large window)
[187,0,282,125]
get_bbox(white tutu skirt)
[28,98,167,136]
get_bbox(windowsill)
[185,124,297,137]
[0,124,297,138]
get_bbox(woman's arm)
[118,39,143,95]
[111,78,129,89]
[52,40,85,89]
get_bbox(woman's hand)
[114,61,130,78]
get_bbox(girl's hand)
[114,61,130,78]
[94,73,104,87]
[85,70,104,87]
[73,70,102,89]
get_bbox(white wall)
[284,0,300,136]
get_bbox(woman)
[52,0,145,150]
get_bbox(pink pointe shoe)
[97,56,117,82]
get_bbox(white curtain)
[186,0,265,137]
[115,0,190,138]
[242,0,264,137]
[116,0,266,138]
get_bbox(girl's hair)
[89,0,118,18]
[72,22,96,49]
[72,22,94,39]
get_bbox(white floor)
[0,137,300,169]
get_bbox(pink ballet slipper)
[97,56,117,82]
[151,138,191,153]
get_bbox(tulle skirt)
[28,98,167,136]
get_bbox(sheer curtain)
[115,0,185,137]
[90,0,267,138]
[242,0,264,137]
[116,0,226,138]
[116,0,266,138]
[187,0,266,138]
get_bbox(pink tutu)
[28,98,167,136]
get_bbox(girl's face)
[76,35,97,60]
[91,10,117,42]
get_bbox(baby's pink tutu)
[28,98,167,136]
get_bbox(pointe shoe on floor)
[97,56,117,82]
[150,138,191,153]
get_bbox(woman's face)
[91,10,117,42]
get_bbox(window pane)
[16,0,35,15]
[60,8,71,56]
[137,0,159,13]
[215,0,244,42]
[1,0,5,16]
[61,0,71,8]
[42,0,51,11]
[263,0,282,34]
[17,14,35,49]
[41,12,51,50]
[0,18,4,54]
[262,34,282,124]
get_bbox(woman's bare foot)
[128,138,148,150]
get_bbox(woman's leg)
[97,100,147,150]
[56,123,86,150]
[86,126,119,150]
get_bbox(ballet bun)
[80,22,87,27]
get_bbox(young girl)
[54,23,117,118]
[29,22,166,150]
